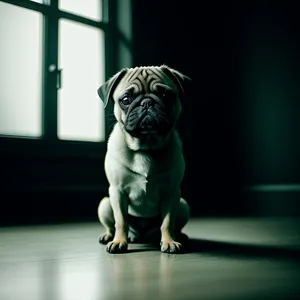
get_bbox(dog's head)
[98,65,190,151]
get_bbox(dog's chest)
[126,174,163,217]
[127,176,150,202]
[126,153,155,200]
[125,153,166,216]
[129,152,153,176]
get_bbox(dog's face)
[98,65,190,151]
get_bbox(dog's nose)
[141,98,153,109]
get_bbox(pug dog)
[97,65,190,254]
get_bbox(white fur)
[105,123,185,217]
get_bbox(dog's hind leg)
[175,198,190,230]
[174,198,190,244]
[98,197,115,244]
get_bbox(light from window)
[0,2,43,138]
[59,0,102,21]
[0,261,42,300]
[58,259,99,300]
[58,19,105,142]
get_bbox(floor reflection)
[0,219,299,300]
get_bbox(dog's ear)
[97,68,128,108]
[161,65,191,99]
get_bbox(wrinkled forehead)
[114,67,179,97]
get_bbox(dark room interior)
[0,1,300,299]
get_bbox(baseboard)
[241,185,300,217]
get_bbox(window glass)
[0,2,43,138]
[58,19,105,142]
[59,0,102,21]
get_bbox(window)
[59,0,101,21]
[0,2,43,137]
[0,0,132,157]
[58,19,105,142]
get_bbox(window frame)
[0,0,123,159]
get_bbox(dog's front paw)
[98,233,114,244]
[160,239,183,254]
[106,240,128,254]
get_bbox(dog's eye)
[120,95,132,106]
[160,88,174,102]
[162,89,168,98]
[156,86,171,99]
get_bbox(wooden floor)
[0,218,300,300]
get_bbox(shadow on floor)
[101,233,300,261]
[187,238,300,261]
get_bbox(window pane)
[59,0,102,21]
[30,1,50,6]
[0,2,43,138]
[30,0,44,4]
[58,19,105,142]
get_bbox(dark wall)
[1,144,107,225]
[132,1,300,216]
[131,1,244,216]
